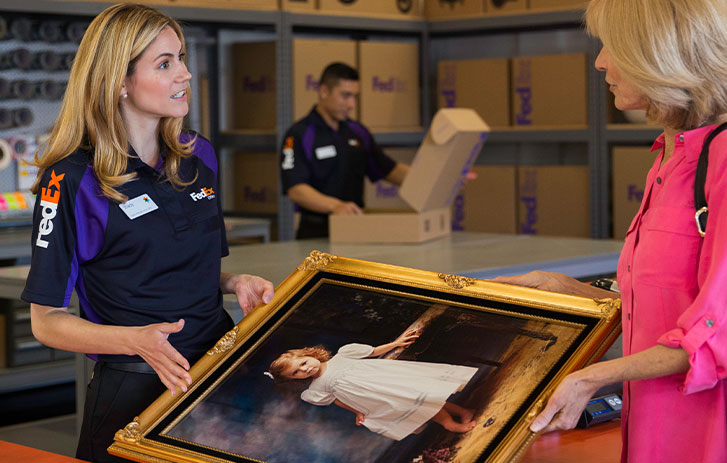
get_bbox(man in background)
[280,62,409,239]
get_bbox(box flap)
[430,108,489,145]
[399,108,490,212]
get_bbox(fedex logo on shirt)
[35,170,65,248]
[190,187,216,201]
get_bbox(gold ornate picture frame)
[109,251,621,463]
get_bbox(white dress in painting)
[301,343,477,440]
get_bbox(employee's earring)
[121,93,128,99]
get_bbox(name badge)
[119,193,159,220]
[315,145,337,160]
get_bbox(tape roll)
[0,138,13,171]
[8,137,28,158]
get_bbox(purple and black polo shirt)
[21,132,234,363]
[280,107,396,238]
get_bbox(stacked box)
[511,53,587,128]
[518,165,590,237]
[358,41,421,130]
[438,58,510,129]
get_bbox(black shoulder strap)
[695,122,727,236]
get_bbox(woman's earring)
[122,93,128,99]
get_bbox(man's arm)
[384,163,409,186]
[288,183,362,215]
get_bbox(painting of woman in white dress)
[268,329,479,440]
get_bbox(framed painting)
[109,251,621,463]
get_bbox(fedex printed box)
[364,148,418,210]
[319,0,423,18]
[511,53,587,128]
[529,0,588,11]
[612,146,656,239]
[358,41,420,130]
[518,165,590,238]
[438,58,510,129]
[82,0,278,9]
[232,42,276,130]
[330,108,490,243]
[452,165,517,233]
[233,152,278,214]
[281,0,317,11]
[426,0,526,20]
[293,38,357,122]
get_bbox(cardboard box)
[358,41,420,130]
[330,108,490,243]
[232,41,276,130]
[529,0,587,11]
[518,165,590,237]
[451,165,517,233]
[100,0,278,9]
[612,146,656,239]
[281,0,318,12]
[233,152,278,214]
[426,0,526,20]
[511,53,587,128]
[438,58,510,129]
[319,0,423,18]
[293,38,357,122]
[364,147,418,209]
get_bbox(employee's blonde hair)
[32,2,194,202]
[586,0,727,129]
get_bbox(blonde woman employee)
[22,4,274,461]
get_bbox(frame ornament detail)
[297,250,337,271]
[438,272,476,289]
[206,326,239,356]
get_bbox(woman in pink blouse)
[495,0,727,461]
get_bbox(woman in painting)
[22,3,274,462]
[268,329,478,440]
[494,0,727,461]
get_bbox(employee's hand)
[530,366,601,433]
[492,271,612,298]
[231,274,275,315]
[332,201,363,215]
[132,319,192,395]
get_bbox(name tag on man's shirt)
[119,193,159,220]
[315,145,337,160]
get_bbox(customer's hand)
[132,319,192,395]
[530,365,602,433]
[232,274,275,315]
[492,271,613,298]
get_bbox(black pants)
[76,362,165,462]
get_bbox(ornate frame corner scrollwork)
[593,297,622,320]
[207,326,239,356]
[297,250,338,271]
[438,273,476,289]
[117,416,142,443]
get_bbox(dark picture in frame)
[109,251,621,463]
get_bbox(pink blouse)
[617,124,727,462]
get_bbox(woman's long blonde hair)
[32,2,195,202]
[586,0,727,129]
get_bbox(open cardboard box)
[329,108,489,243]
